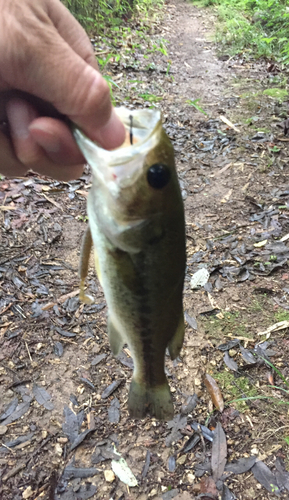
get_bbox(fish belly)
[88,211,184,420]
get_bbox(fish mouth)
[73,107,162,188]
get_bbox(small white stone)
[186,473,195,484]
[0,426,7,436]
[55,443,63,456]
[148,488,158,497]
[104,470,115,483]
[22,486,34,499]
[251,447,259,455]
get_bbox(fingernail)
[92,109,126,150]
[6,99,35,139]
[29,124,61,153]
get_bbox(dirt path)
[1,1,289,499]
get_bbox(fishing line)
[129,115,133,145]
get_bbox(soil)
[1,1,289,499]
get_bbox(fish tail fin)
[128,379,174,420]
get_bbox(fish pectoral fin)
[107,317,125,356]
[128,379,174,421]
[168,313,185,360]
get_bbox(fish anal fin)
[79,278,94,305]
[128,379,174,421]
[168,313,185,360]
[108,317,125,356]
[93,248,103,287]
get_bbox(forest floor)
[1,0,289,499]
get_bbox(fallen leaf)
[240,346,256,365]
[32,384,54,410]
[190,268,210,289]
[181,394,198,415]
[184,311,198,330]
[252,460,280,496]
[1,398,32,426]
[101,380,122,399]
[168,455,176,472]
[204,374,224,412]
[211,422,227,481]
[62,465,99,480]
[0,398,18,421]
[200,475,218,498]
[108,397,120,423]
[191,422,214,442]
[225,456,256,474]
[218,339,240,351]
[111,452,138,487]
[222,484,236,500]
[142,450,151,477]
[223,352,239,372]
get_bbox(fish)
[73,107,186,420]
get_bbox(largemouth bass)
[74,108,186,420]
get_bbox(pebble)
[176,454,186,465]
[54,443,63,456]
[0,426,7,436]
[186,473,195,484]
[148,488,158,497]
[251,447,259,455]
[104,470,115,483]
[57,437,68,444]
[22,486,33,499]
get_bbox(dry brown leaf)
[204,374,224,412]
[200,476,218,498]
[211,422,227,481]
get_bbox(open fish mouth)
[73,107,162,188]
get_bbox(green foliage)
[62,0,164,33]
[193,0,289,64]
[186,98,208,115]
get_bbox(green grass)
[214,371,259,410]
[193,0,289,64]
[203,311,250,341]
[263,88,288,102]
[274,310,289,323]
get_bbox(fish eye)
[147,163,170,189]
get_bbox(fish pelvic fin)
[168,313,185,360]
[128,379,174,421]
[79,226,94,305]
[107,317,125,356]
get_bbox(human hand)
[0,0,125,181]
